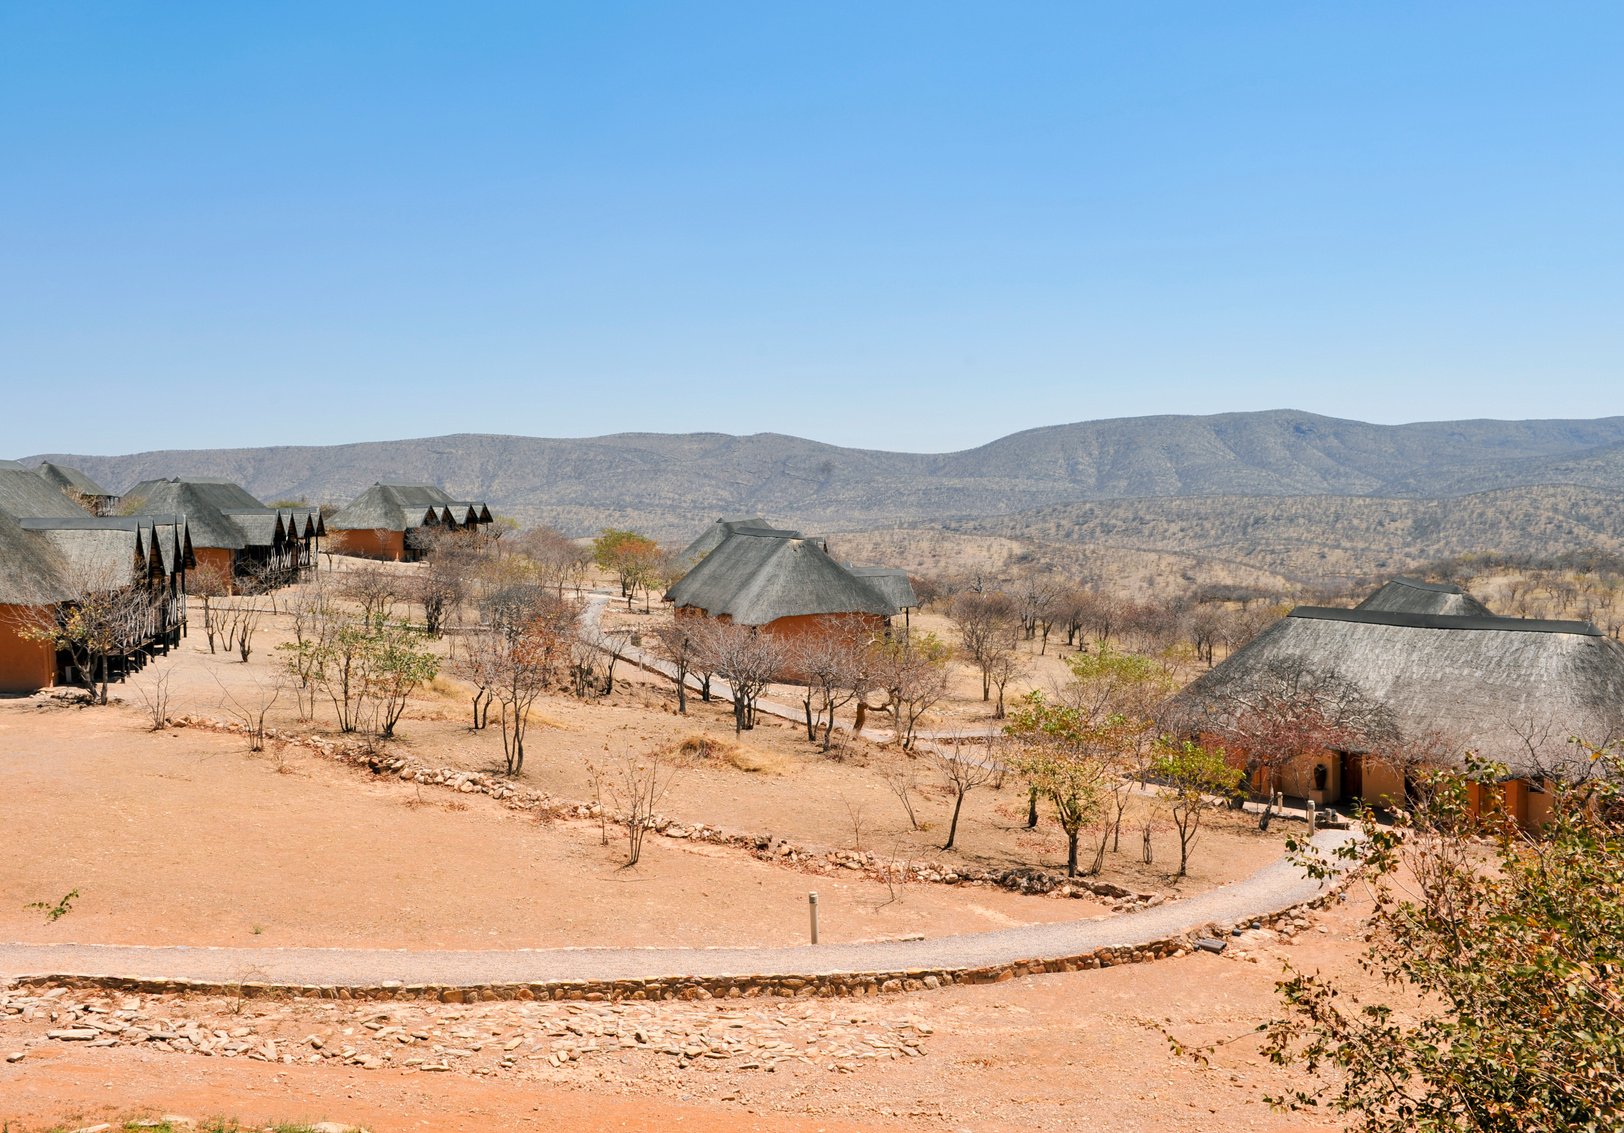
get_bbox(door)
[1339,751,1363,804]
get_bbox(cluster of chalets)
[0,464,324,695]
[323,482,493,561]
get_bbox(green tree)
[1004,691,1128,876]
[592,529,662,603]
[1259,747,1624,1131]
[1151,737,1245,877]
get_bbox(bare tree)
[866,632,952,750]
[701,621,786,733]
[932,737,1001,851]
[189,559,234,653]
[214,670,283,753]
[985,648,1027,720]
[950,591,1018,701]
[649,618,703,714]
[883,759,925,831]
[1014,573,1061,653]
[341,563,399,623]
[406,526,479,636]
[131,665,174,730]
[518,526,593,598]
[792,621,873,751]
[477,583,576,772]
[13,565,159,705]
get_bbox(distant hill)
[957,484,1624,584]
[22,410,1624,543]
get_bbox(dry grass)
[669,732,790,775]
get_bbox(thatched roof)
[677,516,773,565]
[846,566,919,611]
[0,511,75,605]
[126,477,264,512]
[120,478,314,552]
[0,464,93,519]
[35,462,113,499]
[15,515,193,588]
[1356,577,1492,617]
[665,530,897,625]
[122,480,248,549]
[327,483,492,534]
[1168,599,1624,780]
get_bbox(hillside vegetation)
[25,410,1624,538]
[956,484,1624,584]
[24,410,1624,586]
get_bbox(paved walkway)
[0,829,1351,989]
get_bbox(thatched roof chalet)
[0,509,194,603]
[1168,600,1624,781]
[326,483,492,534]
[121,478,323,554]
[1356,577,1492,617]
[665,529,898,626]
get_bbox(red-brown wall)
[327,529,406,561]
[0,604,58,694]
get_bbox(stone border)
[11,881,1349,1004]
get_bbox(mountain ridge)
[20,409,1624,540]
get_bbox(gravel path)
[0,829,1351,989]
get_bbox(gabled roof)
[1355,577,1493,617]
[35,462,113,499]
[665,529,897,625]
[15,514,194,584]
[1167,587,1624,780]
[327,483,491,533]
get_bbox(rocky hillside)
[23,410,1624,542]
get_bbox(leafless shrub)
[214,670,282,752]
[595,746,684,867]
[132,666,173,730]
[884,759,924,831]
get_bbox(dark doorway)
[1339,751,1363,804]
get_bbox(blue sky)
[3,3,1621,456]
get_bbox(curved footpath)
[0,829,1352,997]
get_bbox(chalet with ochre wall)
[1167,579,1624,829]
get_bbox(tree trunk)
[675,670,687,714]
[1065,830,1080,877]
[1027,787,1039,829]
[944,790,966,851]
